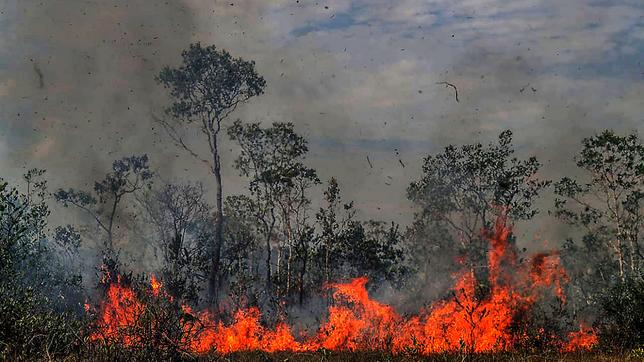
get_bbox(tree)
[55,155,152,270]
[221,195,262,308]
[156,43,266,303]
[139,182,212,302]
[554,130,643,289]
[1,172,83,359]
[315,177,356,286]
[338,220,408,286]
[404,218,458,303]
[407,130,550,281]
[227,121,319,299]
[314,179,408,290]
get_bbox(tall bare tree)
[139,182,212,302]
[156,43,266,303]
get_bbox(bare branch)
[152,113,212,168]
[436,81,459,103]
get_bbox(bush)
[0,175,85,360]
[0,284,85,360]
[87,274,204,359]
[598,276,644,352]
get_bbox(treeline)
[0,43,642,359]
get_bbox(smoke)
[1,0,642,303]
[0,0,204,288]
[1,1,199,185]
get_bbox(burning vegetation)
[84,215,598,357]
[0,42,642,361]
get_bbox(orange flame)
[89,275,145,345]
[563,324,598,352]
[150,274,162,297]
[87,216,597,354]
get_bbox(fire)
[150,274,162,297]
[185,308,305,354]
[89,274,145,345]
[87,216,597,355]
[563,324,599,352]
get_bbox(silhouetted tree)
[139,182,212,302]
[555,130,643,280]
[156,43,266,303]
[314,179,408,290]
[55,155,152,272]
[228,121,319,300]
[407,130,550,282]
[554,131,644,336]
[315,177,356,286]
[221,194,262,307]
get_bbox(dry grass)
[54,349,641,362]
[201,351,640,362]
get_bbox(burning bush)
[85,274,205,358]
[85,215,598,356]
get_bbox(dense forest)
[1,44,642,361]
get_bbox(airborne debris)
[33,62,44,88]
[436,81,459,102]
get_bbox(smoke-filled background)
[1,2,644,358]
[0,0,642,254]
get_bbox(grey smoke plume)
[1,0,642,251]
[1,1,198,185]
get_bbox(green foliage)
[222,194,263,307]
[408,130,550,226]
[157,43,265,124]
[315,177,357,285]
[228,120,319,196]
[228,120,320,300]
[157,43,267,303]
[554,130,643,281]
[314,178,409,288]
[407,130,549,285]
[0,283,84,360]
[597,276,644,352]
[553,130,644,354]
[338,220,409,285]
[0,171,84,360]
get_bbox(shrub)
[598,276,644,352]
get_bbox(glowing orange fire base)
[87,217,597,355]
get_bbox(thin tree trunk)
[107,195,119,252]
[324,243,330,286]
[626,232,641,273]
[287,244,292,295]
[613,240,624,280]
[285,210,293,296]
[299,247,307,306]
[209,156,223,305]
[277,245,282,294]
[265,234,272,291]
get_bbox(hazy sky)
[1,0,642,236]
